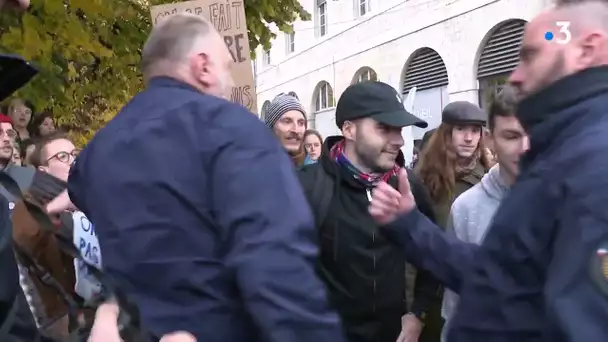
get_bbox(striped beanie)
[264,94,306,128]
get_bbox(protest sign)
[150,0,257,113]
[73,211,103,302]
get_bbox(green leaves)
[0,0,309,145]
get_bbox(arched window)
[476,19,526,109]
[260,100,271,120]
[352,67,378,84]
[313,81,335,112]
[401,47,449,94]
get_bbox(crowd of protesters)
[2,0,608,341]
[0,97,57,166]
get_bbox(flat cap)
[441,101,486,126]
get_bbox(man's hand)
[369,169,416,225]
[396,314,423,342]
[46,190,76,214]
[88,302,197,342]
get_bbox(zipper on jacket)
[367,187,377,314]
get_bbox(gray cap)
[441,101,486,126]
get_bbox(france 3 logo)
[544,21,571,44]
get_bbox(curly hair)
[415,123,491,202]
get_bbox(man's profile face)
[350,118,404,173]
[450,125,481,159]
[273,110,306,154]
[490,115,529,179]
[39,138,77,181]
[0,122,15,162]
[509,9,603,98]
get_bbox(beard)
[355,140,397,173]
[522,53,568,99]
[218,72,233,100]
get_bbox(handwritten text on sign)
[72,211,103,301]
[150,0,257,113]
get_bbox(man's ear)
[37,165,48,173]
[342,121,356,141]
[190,52,211,86]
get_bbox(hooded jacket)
[441,165,508,335]
[298,136,440,342]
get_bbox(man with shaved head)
[366,0,608,341]
[68,13,343,342]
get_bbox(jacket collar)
[516,66,608,164]
[147,76,201,94]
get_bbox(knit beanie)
[264,94,306,128]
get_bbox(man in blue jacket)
[368,1,608,341]
[67,13,343,342]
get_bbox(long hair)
[415,123,491,202]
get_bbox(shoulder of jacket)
[450,183,483,215]
[297,163,325,182]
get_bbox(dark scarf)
[330,139,400,187]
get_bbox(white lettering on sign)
[414,109,432,120]
[72,211,103,302]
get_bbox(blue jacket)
[384,66,608,342]
[68,77,344,342]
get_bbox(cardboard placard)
[150,0,257,113]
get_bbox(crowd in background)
[1,97,57,167]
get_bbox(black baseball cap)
[335,81,428,129]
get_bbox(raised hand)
[368,169,416,225]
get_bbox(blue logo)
[544,31,554,41]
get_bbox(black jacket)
[0,192,48,342]
[298,136,440,342]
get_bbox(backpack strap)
[12,241,80,333]
[298,164,334,229]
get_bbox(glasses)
[0,128,17,138]
[46,149,80,164]
[11,106,32,114]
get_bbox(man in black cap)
[298,81,441,342]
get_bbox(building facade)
[254,0,551,162]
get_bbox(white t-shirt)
[72,211,103,302]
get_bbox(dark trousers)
[418,299,444,342]
[342,308,403,342]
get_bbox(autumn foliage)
[0,0,309,146]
